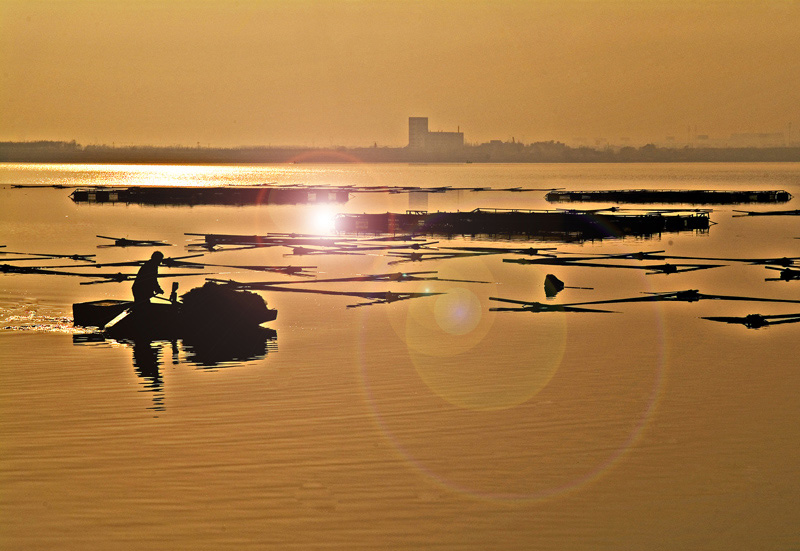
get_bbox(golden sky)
[1,0,798,147]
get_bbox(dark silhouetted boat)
[73,282,276,340]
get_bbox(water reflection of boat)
[73,327,278,413]
[183,326,277,367]
[73,326,278,369]
[72,282,277,341]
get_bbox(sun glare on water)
[306,206,339,235]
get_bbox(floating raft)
[545,189,792,205]
[334,208,711,240]
[69,185,350,206]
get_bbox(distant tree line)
[1,140,798,164]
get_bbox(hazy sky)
[2,0,798,147]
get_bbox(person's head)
[151,251,164,263]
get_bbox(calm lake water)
[1,162,799,550]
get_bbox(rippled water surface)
[1,162,799,550]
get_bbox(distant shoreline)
[1,141,798,164]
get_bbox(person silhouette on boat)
[132,251,164,305]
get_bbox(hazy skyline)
[2,0,799,148]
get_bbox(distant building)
[407,117,464,152]
[408,117,429,149]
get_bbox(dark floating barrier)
[545,189,792,205]
[333,208,711,241]
[69,185,350,206]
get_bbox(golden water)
[1,163,799,550]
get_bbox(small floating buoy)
[544,274,565,298]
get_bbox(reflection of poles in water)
[132,339,165,412]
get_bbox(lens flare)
[357,268,668,503]
[433,288,482,336]
[306,206,338,235]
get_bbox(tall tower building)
[408,117,429,149]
